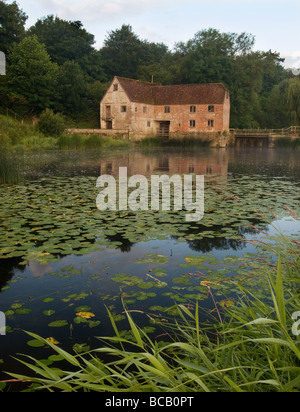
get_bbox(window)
[190,106,196,113]
[121,106,127,113]
[164,106,170,113]
[147,121,151,127]
[113,84,118,91]
[189,120,196,128]
[143,106,147,113]
[208,120,214,127]
[208,105,214,112]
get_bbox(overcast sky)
[14,0,300,68]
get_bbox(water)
[0,147,299,383]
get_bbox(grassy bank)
[3,223,300,392]
[0,115,132,151]
[0,115,218,151]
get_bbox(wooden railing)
[230,126,300,136]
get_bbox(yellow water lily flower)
[200,281,220,287]
[76,312,95,320]
[46,337,59,345]
[218,299,235,308]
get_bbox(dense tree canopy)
[0,1,299,127]
[6,35,58,115]
[27,16,95,66]
[101,24,168,80]
[0,0,27,54]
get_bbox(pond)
[0,146,300,382]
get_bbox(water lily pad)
[48,320,68,328]
[43,310,55,316]
[135,254,169,264]
[27,339,45,348]
[73,343,90,354]
[15,308,31,315]
[43,298,54,303]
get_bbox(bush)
[38,109,66,137]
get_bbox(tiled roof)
[116,76,228,105]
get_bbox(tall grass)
[0,148,20,184]
[4,227,300,392]
[0,115,39,146]
[138,137,212,148]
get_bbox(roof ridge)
[114,76,228,105]
[115,76,160,86]
[116,76,225,89]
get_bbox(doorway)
[157,121,170,138]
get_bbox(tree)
[7,35,58,115]
[55,61,87,117]
[27,16,96,66]
[0,0,27,54]
[100,25,168,79]
[166,29,286,127]
[280,78,300,125]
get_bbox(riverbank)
[1,115,300,152]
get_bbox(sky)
[12,0,300,69]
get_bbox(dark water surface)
[0,147,299,381]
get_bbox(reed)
[0,148,20,184]
[138,137,212,147]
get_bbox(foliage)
[0,114,39,145]
[38,109,66,137]
[6,36,58,115]
[101,24,169,80]
[27,15,96,67]
[55,61,87,117]
[0,0,27,54]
